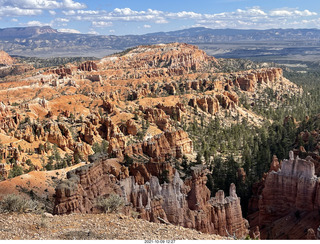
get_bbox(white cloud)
[0,0,86,10]
[0,6,42,16]
[113,8,141,16]
[55,18,69,22]
[236,7,267,16]
[26,20,49,26]
[11,18,18,22]
[270,9,317,17]
[270,10,295,17]
[1,0,60,9]
[167,11,202,19]
[77,10,100,15]
[62,0,86,9]
[0,0,85,18]
[2,4,318,32]
[92,21,113,28]
[58,28,81,33]
[62,10,76,15]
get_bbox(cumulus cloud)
[0,0,85,17]
[0,6,42,16]
[167,11,202,19]
[270,9,317,17]
[62,0,86,9]
[55,6,320,31]
[236,7,267,16]
[193,7,319,29]
[1,3,319,32]
[0,0,86,10]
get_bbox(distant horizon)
[0,1,320,35]
[2,25,320,37]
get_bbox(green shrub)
[8,164,24,178]
[95,194,124,213]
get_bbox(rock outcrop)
[0,50,15,66]
[124,129,193,162]
[248,151,320,239]
[54,158,248,238]
[233,68,283,92]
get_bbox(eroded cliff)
[54,158,248,238]
[248,151,320,239]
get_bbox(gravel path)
[0,213,226,240]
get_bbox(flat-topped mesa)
[54,159,248,238]
[99,43,217,78]
[249,151,320,239]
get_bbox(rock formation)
[248,151,320,239]
[98,43,218,79]
[54,158,248,238]
[123,129,193,162]
[0,50,15,66]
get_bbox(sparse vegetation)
[95,194,125,213]
[0,194,42,213]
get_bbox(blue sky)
[0,0,320,35]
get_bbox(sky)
[1,0,320,35]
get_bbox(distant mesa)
[0,26,58,39]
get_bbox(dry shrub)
[95,194,124,213]
[0,194,42,213]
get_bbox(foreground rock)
[0,213,226,240]
[54,158,249,238]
